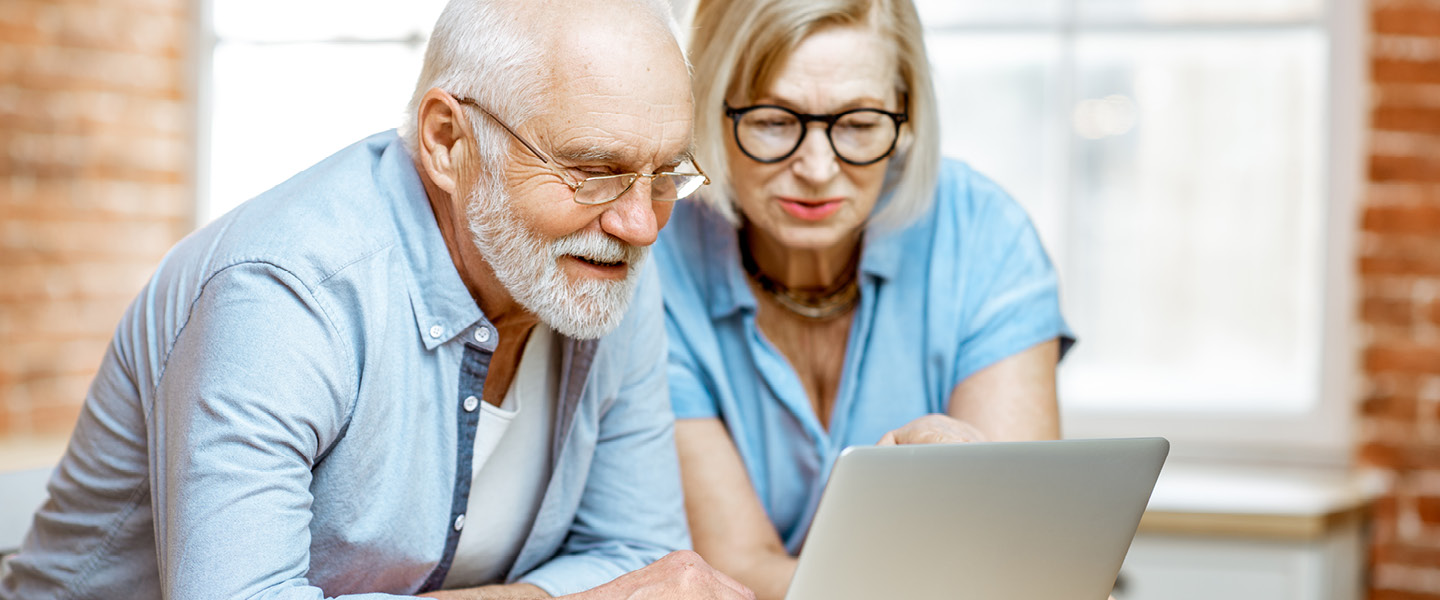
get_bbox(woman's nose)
[790,125,840,185]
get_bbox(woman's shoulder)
[910,158,1038,246]
[654,199,734,315]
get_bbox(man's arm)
[151,263,406,599]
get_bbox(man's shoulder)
[176,131,418,291]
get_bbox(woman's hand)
[876,414,989,446]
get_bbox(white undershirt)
[442,326,558,589]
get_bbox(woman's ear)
[414,88,472,196]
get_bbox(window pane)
[213,0,449,41]
[1077,0,1322,24]
[915,0,1063,27]
[925,33,1066,254]
[207,43,424,220]
[1059,32,1327,413]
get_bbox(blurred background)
[0,0,1435,597]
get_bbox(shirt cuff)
[517,554,630,598]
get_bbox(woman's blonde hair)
[685,0,940,232]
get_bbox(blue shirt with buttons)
[0,131,689,599]
[656,159,1074,553]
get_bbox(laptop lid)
[785,437,1169,600]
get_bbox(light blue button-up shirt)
[656,159,1074,553]
[0,131,688,599]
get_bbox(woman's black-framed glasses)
[724,103,908,166]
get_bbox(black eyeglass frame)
[723,102,909,166]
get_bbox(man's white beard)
[466,175,647,340]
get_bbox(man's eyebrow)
[660,145,699,169]
[553,144,623,165]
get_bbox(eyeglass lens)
[734,107,899,164]
[573,172,710,205]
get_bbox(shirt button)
[463,395,480,412]
[428,325,443,339]
[454,514,466,531]
[474,327,492,344]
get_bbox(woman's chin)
[764,220,863,251]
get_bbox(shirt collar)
[374,131,485,350]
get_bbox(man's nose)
[598,178,660,247]
[791,124,840,184]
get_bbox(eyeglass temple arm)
[453,95,553,164]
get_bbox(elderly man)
[0,1,751,599]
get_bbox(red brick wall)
[0,0,192,438]
[1364,0,1440,597]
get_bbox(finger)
[877,431,897,446]
[706,564,755,599]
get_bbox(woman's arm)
[948,338,1060,441]
[879,339,1061,445]
[675,418,796,600]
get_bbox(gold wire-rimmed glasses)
[451,94,710,206]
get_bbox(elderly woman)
[654,0,1075,598]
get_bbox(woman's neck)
[743,224,863,291]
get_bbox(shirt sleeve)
[519,264,690,596]
[150,262,412,600]
[664,311,721,420]
[952,171,1075,384]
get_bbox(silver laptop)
[786,437,1169,600]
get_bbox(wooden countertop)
[1138,462,1382,541]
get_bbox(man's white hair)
[399,0,685,162]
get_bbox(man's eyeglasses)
[724,103,908,166]
[451,94,710,206]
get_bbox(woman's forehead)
[753,26,897,107]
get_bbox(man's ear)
[415,88,472,196]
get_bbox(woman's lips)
[777,196,844,221]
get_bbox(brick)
[1362,441,1440,470]
[0,88,188,139]
[0,43,184,98]
[1367,296,1418,326]
[0,217,183,261]
[1420,497,1440,524]
[1368,342,1440,374]
[5,130,188,180]
[0,261,154,301]
[1376,108,1440,136]
[1367,206,1440,235]
[1367,393,1422,418]
[1376,8,1440,36]
[1372,154,1440,183]
[1371,589,1440,600]
[7,372,92,408]
[1365,441,1412,468]
[28,398,83,435]
[1359,234,1440,275]
[1375,540,1440,567]
[0,297,132,339]
[0,177,190,220]
[0,337,110,380]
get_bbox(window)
[916,0,1364,462]
[199,0,449,222]
[200,0,1363,462]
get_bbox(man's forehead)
[550,125,695,169]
